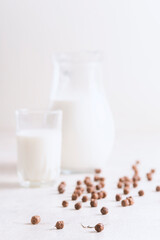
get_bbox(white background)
[0,0,160,133]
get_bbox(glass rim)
[52,50,103,63]
[15,108,62,116]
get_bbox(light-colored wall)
[0,0,160,132]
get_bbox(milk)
[17,129,61,184]
[51,99,115,171]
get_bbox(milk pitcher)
[50,52,115,172]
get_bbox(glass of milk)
[16,109,62,187]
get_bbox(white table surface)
[0,131,160,240]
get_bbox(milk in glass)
[17,129,61,183]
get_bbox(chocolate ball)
[115,194,122,201]
[100,207,108,215]
[121,199,129,207]
[95,223,104,232]
[138,190,144,196]
[95,169,101,174]
[55,221,64,229]
[90,199,98,207]
[31,216,41,225]
[123,187,130,195]
[82,195,88,202]
[72,193,78,201]
[75,202,82,210]
[156,186,160,192]
[62,200,68,207]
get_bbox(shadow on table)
[0,181,19,189]
[0,162,16,175]
[0,162,19,189]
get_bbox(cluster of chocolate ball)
[58,168,108,232]
[30,161,160,233]
[115,161,160,207]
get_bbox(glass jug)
[49,52,115,172]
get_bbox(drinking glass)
[16,109,62,187]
